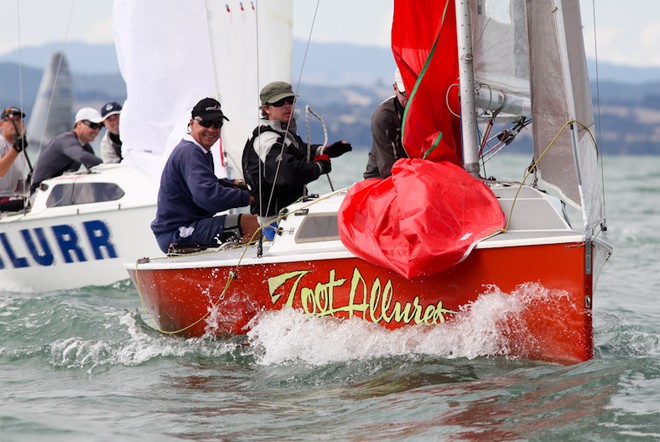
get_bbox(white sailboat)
[0,0,291,291]
[127,0,612,365]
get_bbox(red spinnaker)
[338,0,505,278]
[339,160,505,279]
[392,0,461,163]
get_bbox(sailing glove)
[314,154,331,175]
[323,141,352,158]
[218,178,248,191]
[13,135,28,153]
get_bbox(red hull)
[129,240,595,365]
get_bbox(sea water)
[1,153,659,441]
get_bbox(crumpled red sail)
[338,159,505,279]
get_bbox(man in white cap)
[30,107,103,193]
[99,101,123,163]
[363,68,409,179]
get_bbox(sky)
[1,0,660,70]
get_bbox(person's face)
[103,114,120,135]
[190,117,222,150]
[2,114,24,140]
[263,96,295,124]
[394,83,408,108]
[76,120,103,143]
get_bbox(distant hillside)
[1,41,660,154]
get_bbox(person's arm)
[61,142,103,169]
[183,149,250,214]
[264,140,326,186]
[0,146,19,177]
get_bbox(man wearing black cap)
[151,97,259,253]
[242,81,352,221]
[100,102,123,163]
[0,106,29,211]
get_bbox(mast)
[455,0,479,176]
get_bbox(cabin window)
[295,213,340,243]
[46,183,125,208]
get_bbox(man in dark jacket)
[242,81,351,219]
[363,69,409,179]
[151,97,258,253]
[30,107,104,192]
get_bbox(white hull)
[1,164,162,292]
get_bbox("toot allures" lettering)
[267,268,456,326]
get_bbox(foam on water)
[46,311,244,374]
[246,282,575,366]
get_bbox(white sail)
[205,1,293,178]
[26,51,73,151]
[527,0,603,231]
[113,0,217,180]
[113,0,292,181]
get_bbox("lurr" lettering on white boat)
[267,268,457,326]
[0,220,118,269]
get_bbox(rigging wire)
[258,0,324,224]
[587,0,609,231]
[14,0,76,153]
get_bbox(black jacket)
[242,119,322,217]
[363,96,407,179]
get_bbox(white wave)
[247,283,572,366]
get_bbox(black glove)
[13,135,28,153]
[314,154,331,175]
[323,141,352,158]
[218,178,248,191]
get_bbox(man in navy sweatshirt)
[151,97,259,253]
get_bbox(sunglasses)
[268,97,295,107]
[195,118,223,129]
[83,120,103,130]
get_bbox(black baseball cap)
[101,102,122,120]
[191,97,229,122]
[1,106,25,120]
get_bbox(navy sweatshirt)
[151,138,249,235]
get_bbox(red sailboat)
[127,0,612,365]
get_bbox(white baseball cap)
[74,107,104,124]
[394,68,405,93]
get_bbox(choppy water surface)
[1,154,659,441]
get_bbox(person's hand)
[314,154,331,175]
[323,141,352,158]
[219,178,248,191]
[13,135,28,153]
